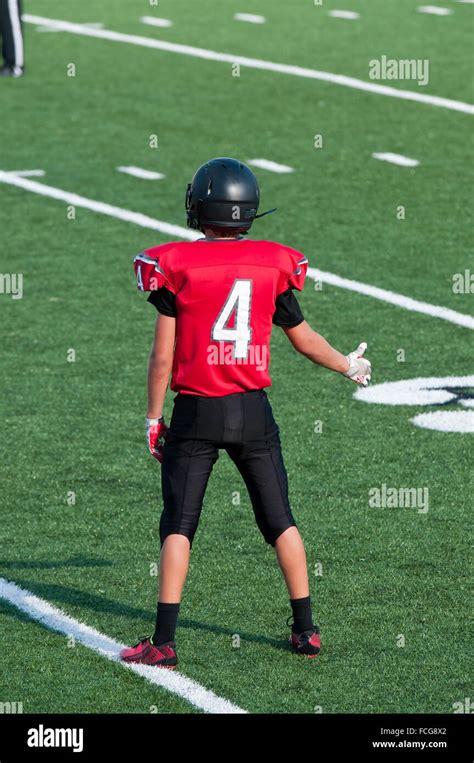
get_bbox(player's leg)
[274,526,309,599]
[151,436,219,646]
[0,0,24,76]
[225,390,320,656]
[121,396,219,667]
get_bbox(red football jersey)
[134,239,308,396]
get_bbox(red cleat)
[120,637,178,669]
[289,626,321,658]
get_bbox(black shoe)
[287,616,321,657]
[0,65,23,78]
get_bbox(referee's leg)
[0,0,24,77]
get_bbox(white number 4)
[212,280,252,359]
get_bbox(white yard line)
[417,5,453,14]
[234,13,266,24]
[372,152,419,167]
[328,10,360,19]
[0,170,472,331]
[3,169,45,177]
[22,14,474,116]
[308,268,474,331]
[247,158,294,174]
[117,166,166,180]
[0,577,246,714]
[0,171,199,241]
[140,16,173,28]
[37,22,105,33]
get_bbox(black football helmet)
[185,157,276,234]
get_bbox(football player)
[120,158,371,669]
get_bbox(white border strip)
[0,577,246,714]
[0,170,472,331]
[22,14,474,115]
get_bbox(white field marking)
[0,170,199,241]
[412,411,474,432]
[353,375,474,406]
[21,14,474,116]
[307,267,474,330]
[140,16,173,28]
[0,170,472,332]
[247,158,294,174]
[117,166,166,180]
[234,13,266,24]
[0,577,246,714]
[37,21,105,32]
[417,5,453,14]
[328,10,360,19]
[372,152,419,167]
[3,169,45,177]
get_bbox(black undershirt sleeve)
[148,286,302,326]
[272,288,305,328]
[147,287,177,317]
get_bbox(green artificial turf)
[0,0,472,714]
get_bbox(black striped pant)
[0,0,23,73]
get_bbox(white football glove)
[343,342,372,387]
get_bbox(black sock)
[290,596,313,633]
[152,602,180,645]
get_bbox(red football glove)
[146,417,168,463]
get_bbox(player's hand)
[343,342,372,387]
[146,417,168,462]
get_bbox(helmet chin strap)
[254,207,277,219]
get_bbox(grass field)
[0,0,472,715]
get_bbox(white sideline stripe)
[417,5,453,14]
[4,169,45,177]
[0,170,472,331]
[234,13,266,24]
[21,14,474,116]
[307,267,474,330]
[0,170,200,241]
[328,10,360,19]
[372,152,419,167]
[247,158,294,174]
[117,166,166,180]
[140,16,173,28]
[0,577,246,714]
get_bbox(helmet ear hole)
[207,180,212,196]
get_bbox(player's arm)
[146,313,176,462]
[147,313,175,418]
[283,321,372,386]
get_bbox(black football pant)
[0,0,23,72]
[160,389,297,547]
